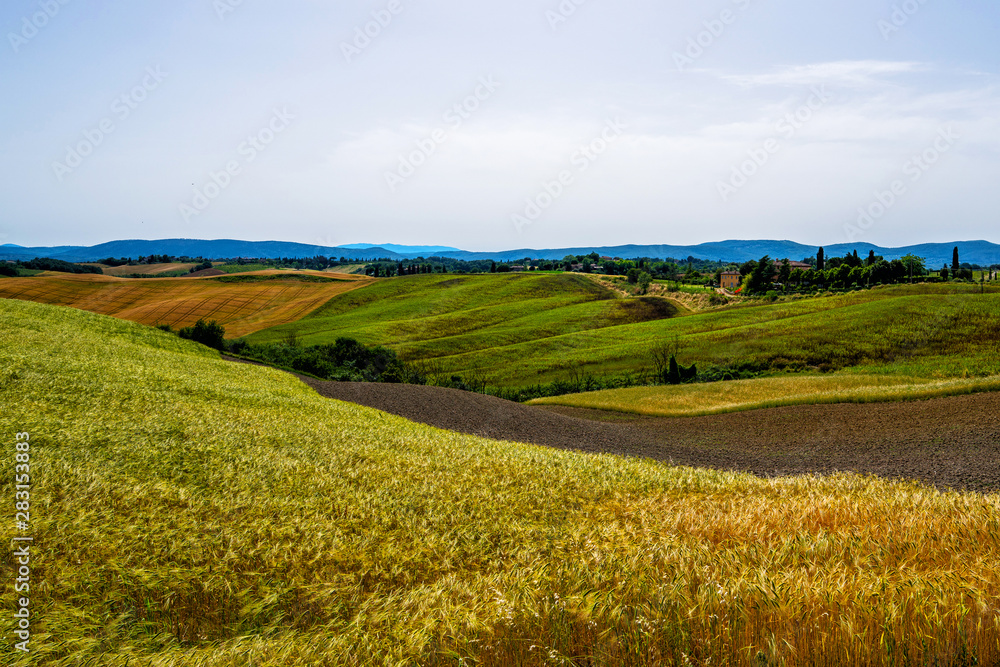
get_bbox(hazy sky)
[2,1,998,250]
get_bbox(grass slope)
[251,280,1000,387]
[0,271,373,337]
[245,272,680,362]
[3,299,1000,665]
[530,373,1000,417]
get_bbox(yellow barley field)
[1,299,1000,665]
[530,373,1000,417]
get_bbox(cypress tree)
[817,247,825,271]
[667,355,681,385]
[952,247,960,271]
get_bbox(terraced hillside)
[3,299,1000,665]
[0,270,373,337]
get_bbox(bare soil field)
[299,378,1000,493]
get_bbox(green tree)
[667,355,680,385]
[901,254,926,279]
[778,259,792,286]
[952,247,960,271]
[816,247,825,271]
[178,319,226,351]
[746,256,775,294]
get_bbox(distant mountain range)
[2,238,999,268]
[337,243,461,254]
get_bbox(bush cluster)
[18,257,103,274]
[228,336,424,384]
[178,319,226,350]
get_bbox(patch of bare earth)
[288,374,1000,493]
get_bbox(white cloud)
[720,60,924,88]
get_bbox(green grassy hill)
[4,299,1000,665]
[245,272,680,369]
[249,278,1000,386]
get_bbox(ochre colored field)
[0,270,373,337]
[93,262,199,276]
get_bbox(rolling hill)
[3,298,1000,665]
[243,272,683,366]
[0,270,373,337]
[247,278,1000,387]
[5,267,999,393]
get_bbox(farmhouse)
[784,260,812,271]
[720,270,741,290]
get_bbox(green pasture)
[250,277,1000,386]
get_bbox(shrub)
[227,336,426,384]
[178,319,226,350]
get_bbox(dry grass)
[2,299,1000,666]
[0,270,373,337]
[94,263,199,276]
[529,373,1000,417]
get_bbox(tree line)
[729,246,993,295]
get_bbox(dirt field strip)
[289,376,1000,493]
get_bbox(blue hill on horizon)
[2,238,999,268]
[338,243,461,254]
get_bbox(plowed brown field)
[293,376,1000,493]
[0,271,374,337]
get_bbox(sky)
[1,0,998,251]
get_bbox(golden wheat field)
[0,270,374,337]
[2,299,1000,666]
[530,373,1000,417]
